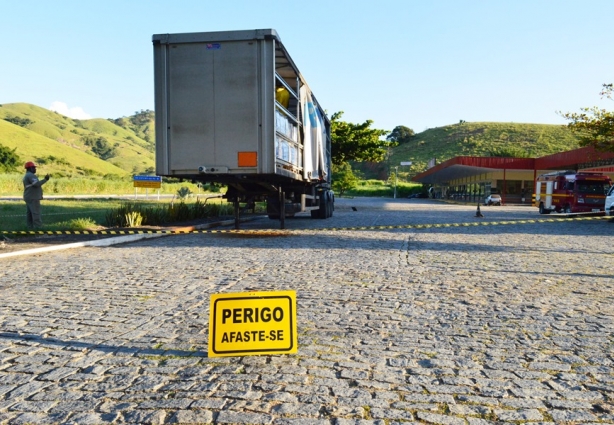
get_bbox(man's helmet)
[24,161,36,169]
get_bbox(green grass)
[346,181,422,198]
[0,173,211,196]
[0,199,128,232]
[103,199,237,227]
[0,177,416,232]
[0,197,231,232]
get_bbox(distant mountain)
[0,103,154,177]
[359,121,583,180]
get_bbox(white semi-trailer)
[153,29,334,228]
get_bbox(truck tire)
[310,195,324,219]
[539,203,550,215]
[326,191,335,218]
[312,191,331,219]
[325,196,332,218]
[563,205,572,214]
[321,192,329,219]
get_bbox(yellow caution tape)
[0,215,610,236]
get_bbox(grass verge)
[0,196,235,232]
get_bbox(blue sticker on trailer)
[207,43,221,50]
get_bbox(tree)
[81,133,117,160]
[561,83,614,152]
[332,161,359,196]
[386,125,415,144]
[130,109,154,127]
[0,143,20,172]
[3,115,34,128]
[330,111,391,164]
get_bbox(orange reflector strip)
[238,152,257,167]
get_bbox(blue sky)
[1,0,613,133]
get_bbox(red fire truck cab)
[534,171,612,214]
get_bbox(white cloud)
[49,101,92,120]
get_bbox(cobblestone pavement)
[1,198,613,424]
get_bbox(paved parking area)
[1,198,613,424]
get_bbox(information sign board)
[133,175,162,188]
[208,290,297,357]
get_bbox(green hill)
[0,119,125,177]
[0,103,585,183]
[109,109,155,148]
[0,103,154,176]
[382,122,582,179]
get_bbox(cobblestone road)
[1,198,613,424]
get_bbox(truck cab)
[534,171,612,214]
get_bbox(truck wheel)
[563,205,572,214]
[539,203,550,215]
[321,192,330,218]
[327,191,335,218]
[313,191,329,219]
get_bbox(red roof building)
[411,146,614,204]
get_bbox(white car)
[485,194,502,206]
[606,185,614,216]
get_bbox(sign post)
[396,162,412,199]
[133,176,162,199]
[208,290,297,357]
[394,166,398,199]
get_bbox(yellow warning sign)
[133,181,161,188]
[208,290,297,357]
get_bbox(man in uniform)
[22,161,50,228]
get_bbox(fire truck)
[534,171,612,214]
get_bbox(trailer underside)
[166,173,334,229]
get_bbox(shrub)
[104,199,233,227]
[332,162,359,196]
[177,187,192,199]
[68,217,98,230]
[0,144,21,172]
[46,217,98,231]
[125,211,143,227]
[3,115,34,127]
[81,133,117,160]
